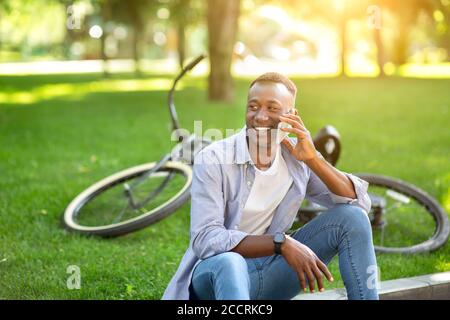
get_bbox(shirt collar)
[235,125,287,167]
[235,125,252,164]
[234,124,304,192]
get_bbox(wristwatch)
[273,232,286,255]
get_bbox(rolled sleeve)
[330,173,372,214]
[306,170,371,214]
[190,150,248,260]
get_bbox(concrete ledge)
[292,271,450,300]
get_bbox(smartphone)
[276,111,293,144]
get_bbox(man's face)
[246,81,294,147]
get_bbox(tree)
[207,0,240,102]
[171,0,189,69]
[111,0,158,76]
[169,0,203,69]
[368,2,385,77]
[335,1,349,77]
[379,0,436,65]
[435,2,450,61]
[99,0,112,76]
[127,0,145,76]
[0,0,7,50]
[274,0,367,76]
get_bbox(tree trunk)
[394,23,408,65]
[63,3,76,59]
[132,23,142,76]
[338,15,347,77]
[129,1,143,77]
[0,9,2,53]
[100,34,108,75]
[177,23,185,69]
[207,0,240,102]
[374,28,385,77]
[100,0,111,77]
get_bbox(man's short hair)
[249,72,297,99]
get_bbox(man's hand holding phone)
[279,113,318,163]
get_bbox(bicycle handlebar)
[184,54,206,71]
[168,54,207,135]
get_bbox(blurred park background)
[0,0,449,299]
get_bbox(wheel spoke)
[132,171,175,209]
[70,165,189,229]
[112,196,131,224]
[359,175,445,253]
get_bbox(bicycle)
[63,54,449,254]
[295,126,449,254]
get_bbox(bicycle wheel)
[63,161,192,237]
[355,173,449,254]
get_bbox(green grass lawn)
[0,72,449,299]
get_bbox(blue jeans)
[190,204,379,300]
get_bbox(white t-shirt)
[238,147,293,235]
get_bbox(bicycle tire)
[63,161,192,237]
[355,173,450,254]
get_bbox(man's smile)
[254,126,272,131]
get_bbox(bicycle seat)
[313,125,341,166]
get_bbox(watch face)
[274,233,285,243]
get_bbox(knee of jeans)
[335,204,372,236]
[213,252,248,274]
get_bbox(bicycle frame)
[123,55,208,209]
[168,54,207,134]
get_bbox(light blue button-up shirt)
[162,127,371,300]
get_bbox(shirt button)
[247,181,252,186]
[234,225,239,229]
